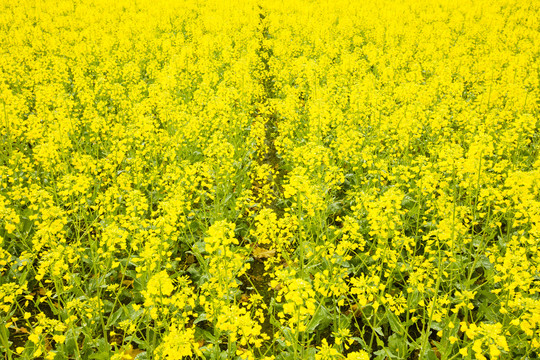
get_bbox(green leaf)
[128,304,144,321]
[130,335,145,347]
[276,351,295,360]
[336,314,351,329]
[304,347,317,358]
[351,336,368,348]
[374,348,397,360]
[103,299,115,314]
[424,348,440,360]
[88,339,111,359]
[307,306,331,332]
[477,255,493,270]
[375,334,385,348]
[133,351,148,360]
[388,312,405,335]
[388,333,405,352]
[107,306,124,327]
[195,327,217,342]
[409,290,421,308]
[64,328,80,355]
[193,312,207,324]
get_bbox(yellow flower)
[144,271,174,299]
[346,351,370,360]
[28,333,40,344]
[53,334,66,344]
[315,339,341,360]
[155,325,201,359]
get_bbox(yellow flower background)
[0,0,539,359]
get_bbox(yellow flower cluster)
[155,324,201,360]
[1,0,539,358]
[273,269,317,333]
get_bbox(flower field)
[1,0,539,359]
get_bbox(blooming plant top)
[0,0,539,359]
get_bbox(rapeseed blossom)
[0,0,538,358]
